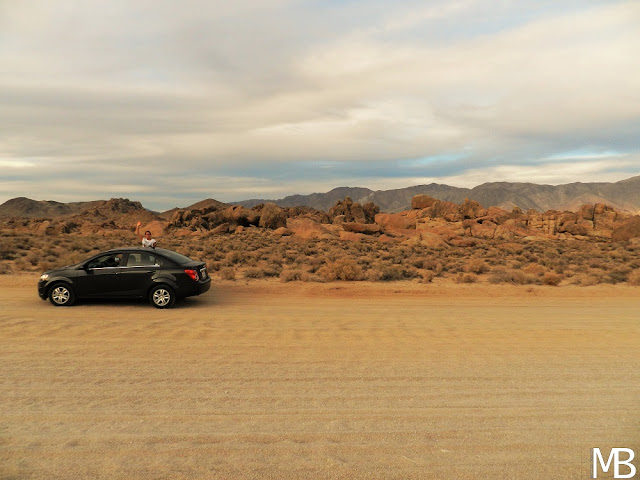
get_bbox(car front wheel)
[149,285,175,309]
[49,283,76,306]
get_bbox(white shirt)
[142,237,157,248]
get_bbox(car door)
[74,252,126,297]
[116,251,162,296]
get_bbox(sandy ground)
[1,275,639,479]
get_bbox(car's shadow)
[74,297,208,309]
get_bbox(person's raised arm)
[136,221,143,240]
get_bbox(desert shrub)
[280,268,303,282]
[488,268,537,285]
[541,273,563,286]
[465,258,488,274]
[243,267,264,279]
[455,273,478,284]
[522,263,546,277]
[420,270,435,283]
[224,251,244,265]
[317,258,364,281]
[262,266,282,277]
[570,274,600,286]
[627,269,640,286]
[377,265,405,281]
[219,267,236,280]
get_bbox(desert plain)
[1,274,639,479]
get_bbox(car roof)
[101,247,174,255]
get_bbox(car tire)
[149,285,175,309]
[49,283,76,307]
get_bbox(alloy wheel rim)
[153,289,170,306]
[52,286,70,304]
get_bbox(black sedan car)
[38,247,210,308]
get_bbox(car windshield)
[155,248,194,265]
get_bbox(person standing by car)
[136,221,157,248]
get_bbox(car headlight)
[40,274,49,281]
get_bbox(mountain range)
[2,176,640,218]
[235,176,640,213]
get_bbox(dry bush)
[243,267,264,279]
[488,268,538,285]
[541,273,563,286]
[420,270,435,283]
[280,268,304,282]
[627,269,640,286]
[219,267,236,281]
[317,258,364,281]
[570,274,601,286]
[606,268,629,284]
[522,263,546,277]
[464,258,488,274]
[455,273,478,284]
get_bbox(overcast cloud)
[1,0,639,210]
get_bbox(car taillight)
[185,269,199,281]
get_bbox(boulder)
[342,222,381,235]
[577,204,594,221]
[211,223,230,234]
[272,227,292,236]
[423,200,460,220]
[459,198,487,219]
[612,216,640,242]
[286,218,332,240]
[339,231,367,242]
[411,194,438,210]
[375,213,416,231]
[259,203,287,229]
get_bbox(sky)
[1,0,639,211]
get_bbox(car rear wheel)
[149,285,175,309]
[49,283,75,306]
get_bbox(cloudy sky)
[1,0,639,210]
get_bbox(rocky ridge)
[2,194,640,245]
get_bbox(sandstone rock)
[339,231,367,242]
[329,197,376,224]
[444,213,464,222]
[378,234,399,243]
[211,223,230,234]
[472,220,497,239]
[286,218,332,240]
[273,227,292,236]
[362,202,380,222]
[341,222,381,235]
[558,223,589,236]
[421,200,460,220]
[375,213,416,231]
[612,216,640,241]
[594,203,613,215]
[411,194,438,210]
[235,225,245,233]
[333,215,346,224]
[259,203,287,229]
[418,231,448,248]
[578,204,594,220]
[459,198,487,219]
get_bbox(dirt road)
[1,275,639,479]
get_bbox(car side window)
[87,253,124,269]
[126,253,161,267]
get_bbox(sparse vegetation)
[0,228,639,287]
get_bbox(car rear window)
[156,249,194,265]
